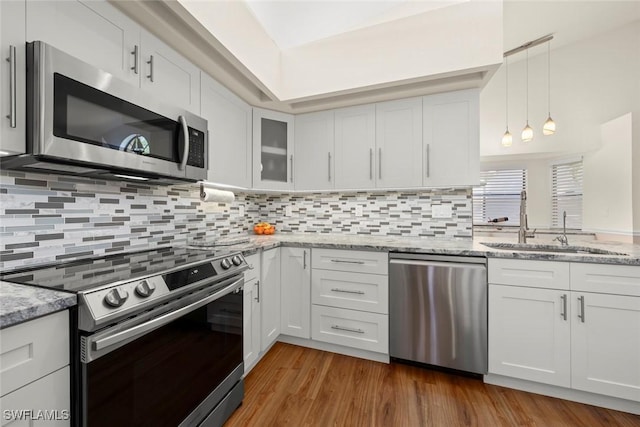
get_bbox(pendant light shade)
[543,40,556,135]
[521,48,533,142]
[522,123,533,142]
[502,56,512,147]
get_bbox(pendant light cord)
[525,49,529,123]
[547,41,551,116]
[505,56,509,127]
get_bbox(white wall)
[481,21,640,158]
[479,21,640,236]
[583,114,633,238]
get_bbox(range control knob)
[135,280,156,298]
[231,255,243,266]
[104,288,129,308]
[220,258,232,270]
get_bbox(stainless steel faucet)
[518,190,535,243]
[554,211,569,246]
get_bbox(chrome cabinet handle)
[578,296,585,322]
[426,144,430,178]
[330,259,365,265]
[303,250,307,269]
[560,294,567,321]
[331,288,365,295]
[146,55,154,82]
[290,155,294,183]
[328,152,332,182]
[178,115,189,171]
[6,45,16,128]
[331,325,364,334]
[378,147,382,180]
[255,280,260,302]
[131,45,139,74]
[369,148,373,180]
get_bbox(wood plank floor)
[226,343,640,427]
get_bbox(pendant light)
[501,56,513,147]
[521,48,533,142]
[543,40,556,135]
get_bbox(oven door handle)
[92,277,243,352]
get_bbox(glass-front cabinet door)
[253,108,294,190]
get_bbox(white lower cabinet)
[311,305,388,354]
[260,248,281,351]
[571,292,640,401]
[488,258,640,406]
[309,248,389,356]
[280,247,311,339]
[489,284,571,387]
[243,275,261,373]
[0,311,70,426]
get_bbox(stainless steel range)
[1,247,247,427]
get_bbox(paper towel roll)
[200,188,235,203]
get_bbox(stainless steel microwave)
[4,41,207,184]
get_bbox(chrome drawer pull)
[330,259,365,265]
[331,288,365,295]
[560,294,567,321]
[578,295,585,323]
[331,325,364,334]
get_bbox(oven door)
[28,41,207,181]
[79,276,243,427]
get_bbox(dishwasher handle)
[389,253,486,264]
[389,257,486,269]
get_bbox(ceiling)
[244,0,469,49]
[115,1,640,113]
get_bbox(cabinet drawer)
[488,259,570,290]
[1,311,69,396]
[312,249,388,275]
[311,305,388,354]
[312,270,388,314]
[571,263,640,297]
[244,253,260,283]
[1,366,70,426]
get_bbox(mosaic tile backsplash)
[0,170,472,271]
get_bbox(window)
[473,169,527,226]
[552,160,583,229]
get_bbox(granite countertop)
[222,233,640,266]
[0,281,77,329]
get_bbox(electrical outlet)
[238,205,245,217]
[285,205,293,217]
[432,204,452,219]
[354,205,364,216]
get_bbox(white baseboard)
[484,374,640,415]
[277,335,390,364]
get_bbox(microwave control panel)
[187,128,206,168]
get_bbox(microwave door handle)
[178,115,189,171]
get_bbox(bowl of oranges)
[253,222,275,235]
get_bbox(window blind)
[552,160,583,229]
[473,169,527,226]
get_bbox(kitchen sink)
[481,242,629,256]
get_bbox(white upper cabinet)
[334,104,376,189]
[26,0,140,87]
[294,111,335,190]
[253,108,295,190]
[0,0,26,157]
[140,30,200,114]
[375,97,423,188]
[201,73,252,187]
[26,1,201,114]
[423,89,480,187]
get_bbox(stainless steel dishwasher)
[389,253,487,374]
